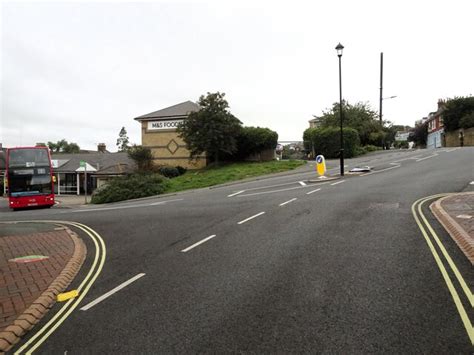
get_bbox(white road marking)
[391,155,422,163]
[279,198,297,206]
[238,212,265,224]
[416,154,438,162]
[445,148,460,153]
[456,214,472,219]
[63,199,183,213]
[469,181,474,185]
[330,180,345,186]
[360,164,400,176]
[181,235,217,252]
[299,181,307,186]
[80,273,146,311]
[227,190,245,197]
[306,188,321,195]
[149,199,184,206]
[239,186,304,197]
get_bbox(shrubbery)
[91,174,169,204]
[233,127,278,160]
[303,127,360,158]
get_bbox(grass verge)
[164,160,306,193]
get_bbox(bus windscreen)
[7,148,51,168]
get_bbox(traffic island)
[430,192,474,265]
[0,224,86,352]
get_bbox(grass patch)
[165,160,306,193]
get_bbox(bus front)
[6,147,55,209]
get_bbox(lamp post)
[336,43,344,176]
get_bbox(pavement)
[431,192,474,264]
[0,223,86,352]
[0,148,473,353]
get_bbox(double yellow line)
[412,195,474,345]
[8,220,106,354]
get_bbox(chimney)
[98,143,106,153]
[437,99,445,109]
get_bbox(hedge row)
[303,127,360,158]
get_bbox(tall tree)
[47,139,80,153]
[443,96,474,131]
[317,101,385,146]
[116,126,130,152]
[177,92,242,164]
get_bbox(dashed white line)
[80,273,146,311]
[330,180,345,186]
[416,154,438,162]
[238,212,265,224]
[228,190,245,197]
[299,181,307,186]
[360,165,400,176]
[181,235,217,252]
[279,198,297,206]
[306,188,322,195]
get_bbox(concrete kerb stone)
[430,193,474,265]
[0,227,87,353]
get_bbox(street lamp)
[336,42,344,176]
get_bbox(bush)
[159,166,180,178]
[225,126,278,161]
[176,166,187,175]
[393,141,409,149]
[303,127,360,159]
[364,144,379,152]
[91,174,169,204]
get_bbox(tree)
[177,92,242,164]
[47,139,80,153]
[127,145,154,172]
[443,96,474,131]
[409,122,428,147]
[116,127,130,152]
[317,101,385,146]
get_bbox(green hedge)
[91,173,169,204]
[304,127,360,158]
[230,126,278,160]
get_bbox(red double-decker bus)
[6,147,55,210]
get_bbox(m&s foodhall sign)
[147,120,183,130]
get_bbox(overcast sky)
[1,0,473,151]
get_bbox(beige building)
[134,101,206,169]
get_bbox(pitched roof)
[51,152,136,174]
[134,100,200,121]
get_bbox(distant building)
[51,144,135,195]
[134,101,206,169]
[308,117,322,129]
[395,131,410,142]
[426,99,445,149]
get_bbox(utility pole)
[379,52,383,124]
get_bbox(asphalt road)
[1,148,473,353]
